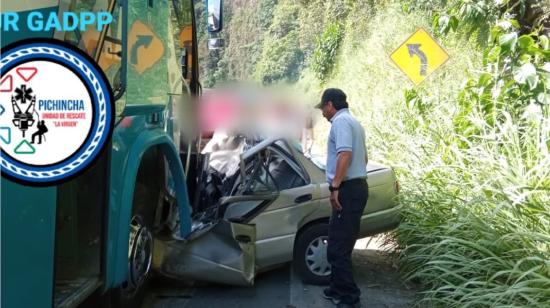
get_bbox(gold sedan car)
[153,137,401,286]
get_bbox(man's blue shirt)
[326,108,368,183]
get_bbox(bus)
[1,0,216,306]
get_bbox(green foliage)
[194,2,550,305]
[254,31,304,84]
[387,1,550,307]
[268,1,300,38]
[325,0,350,20]
[404,88,432,116]
[292,2,550,307]
[310,22,344,81]
[431,0,502,35]
[400,0,447,13]
[448,6,550,141]
[195,6,550,304]
[258,0,278,31]
[219,2,264,81]
[296,0,328,57]
[202,49,224,87]
[200,0,357,86]
[253,1,304,84]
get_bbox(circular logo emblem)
[0,39,114,185]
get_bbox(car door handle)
[235,235,251,243]
[295,194,312,204]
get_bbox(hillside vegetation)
[197,1,550,306]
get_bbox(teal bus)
[1,0,212,306]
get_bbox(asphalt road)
[141,237,417,308]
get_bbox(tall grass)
[392,108,550,306]
[295,1,550,306]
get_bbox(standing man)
[315,88,368,308]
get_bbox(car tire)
[293,223,331,285]
[112,183,156,308]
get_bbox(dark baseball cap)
[315,88,347,109]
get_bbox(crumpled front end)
[153,220,256,286]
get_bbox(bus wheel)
[114,184,155,307]
[126,215,153,290]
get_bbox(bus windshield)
[58,0,125,112]
[59,0,117,59]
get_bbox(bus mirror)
[207,0,222,33]
[207,38,224,50]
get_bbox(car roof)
[309,155,388,173]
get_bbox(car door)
[154,217,256,286]
[245,141,320,269]
[308,155,401,237]
[153,146,279,286]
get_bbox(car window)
[272,142,310,182]
[240,151,277,195]
[266,147,306,190]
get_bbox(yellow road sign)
[128,21,165,74]
[390,28,449,85]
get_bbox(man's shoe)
[323,288,341,305]
[336,302,361,308]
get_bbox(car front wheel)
[293,223,331,285]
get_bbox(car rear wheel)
[293,223,331,285]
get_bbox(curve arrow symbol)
[131,35,154,65]
[407,44,428,76]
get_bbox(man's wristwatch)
[329,185,339,192]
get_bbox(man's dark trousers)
[327,178,368,305]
